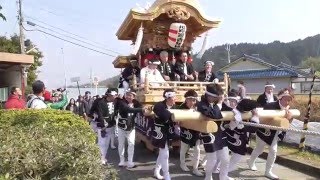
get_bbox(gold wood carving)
[166,6,190,21]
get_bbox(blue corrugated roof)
[217,69,299,79]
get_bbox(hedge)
[0,109,117,180]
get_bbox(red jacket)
[5,95,26,109]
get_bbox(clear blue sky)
[1,0,320,88]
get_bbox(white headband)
[149,61,161,65]
[125,89,136,96]
[205,61,214,66]
[185,96,197,99]
[265,84,275,88]
[227,96,241,102]
[110,91,117,96]
[278,90,292,99]
[205,91,219,97]
[164,91,176,98]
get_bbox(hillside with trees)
[193,34,320,71]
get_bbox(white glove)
[174,125,180,135]
[251,115,260,124]
[233,109,242,123]
[213,78,219,84]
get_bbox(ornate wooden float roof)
[116,0,221,41]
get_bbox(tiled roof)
[217,69,299,79]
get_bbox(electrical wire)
[24,15,121,54]
[23,26,116,57]
[28,21,119,55]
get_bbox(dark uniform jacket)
[179,103,201,147]
[198,70,217,82]
[116,99,143,131]
[257,93,278,107]
[89,98,116,128]
[158,62,175,81]
[174,60,195,81]
[197,95,224,153]
[152,100,177,148]
[256,101,286,145]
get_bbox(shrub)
[292,96,320,122]
[0,109,117,180]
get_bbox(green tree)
[301,57,320,72]
[0,35,43,94]
[0,5,6,21]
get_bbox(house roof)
[219,54,278,71]
[217,68,299,79]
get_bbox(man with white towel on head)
[140,59,165,87]
[257,82,278,107]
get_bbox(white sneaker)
[180,163,190,172]
[118,161,126,167]
[127,162,136,169]
[247,159,257,171]
[101,159,107,165]
[192,169,204,177]
[154,169,164,180]
[265,171,279,179]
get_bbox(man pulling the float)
[116,88,145,168]
[152,89,177,180]
[197,84,234,180]
[222,90,260,172]
[248,88,294,179]
[88,89,118,165]
[178,90,203,177]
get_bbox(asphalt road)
[106,142,317,180]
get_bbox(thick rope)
[241,121,320,136]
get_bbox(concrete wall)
[229,77,292,94]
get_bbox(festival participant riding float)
[140,59,165,87]
[222,90,260,172]
[158,51,175,81]
[257,82,278,107]
[178,90,203,177]
[174,52,196,81]
[119,60,141,91]
[248,88,294,179]
[116,89,144,168]
[152,89,177,180]
[198,61,219,83]
[88,89,118,165]
[197,84,234,180]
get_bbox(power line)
[24,27,116,57]
[26,21,119,55]
[24,15,121,54]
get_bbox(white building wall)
[229,77,291,94]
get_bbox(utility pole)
[225,44,231,63]
[18,0,25,54]
[61,48,67,89]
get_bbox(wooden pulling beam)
[145,109,300,133]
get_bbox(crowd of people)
[3,50,295,180]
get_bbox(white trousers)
[122,81,130,91]
[205,147,230,180]
[155,143,171,180]
[228,153,243,172]
[118,128,136,163]
[250,136,278,173]
[97,127,113,162]
[180,140,201,170]
[90,120,98,134]
[109,126,116,148]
